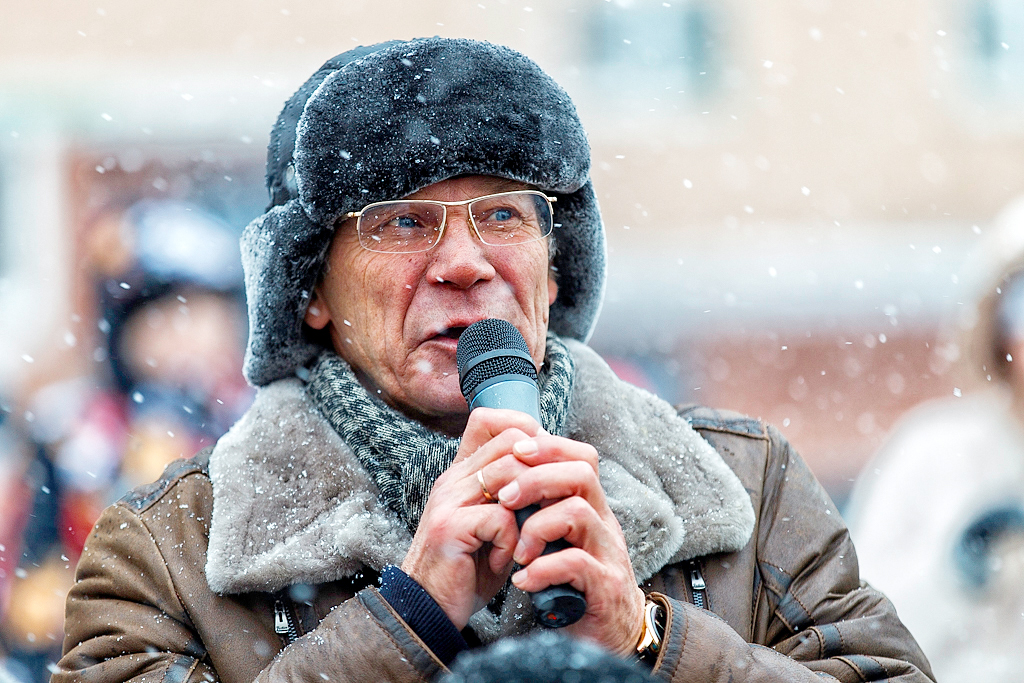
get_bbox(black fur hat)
[242,37,606,386]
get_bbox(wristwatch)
[635,599,665,665]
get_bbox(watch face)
[636,600,664,665]
[653,603,666,639]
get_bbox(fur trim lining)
[207,343,755,634]
[205,379,411,594]
[561,340,756,577]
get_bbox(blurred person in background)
[0,200,251,683]
[847,196,1024,682]
[0,412,37,683]
[54,38,931,683]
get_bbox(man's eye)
[383,214,430,232]
[481,207,522,223]
[393,216,420,229]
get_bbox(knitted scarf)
[306,334,575,531]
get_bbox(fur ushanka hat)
[242,37,606,386]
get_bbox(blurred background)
[2,0,1023,680]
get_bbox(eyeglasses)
[343,190,557,254]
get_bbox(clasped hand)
[400,408,646,656]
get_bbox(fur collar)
[206,341,754,637]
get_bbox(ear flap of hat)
[549,181,605,343]
[242,200,333,386]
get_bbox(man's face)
[305,175,557,431]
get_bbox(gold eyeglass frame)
[342,190,557,253]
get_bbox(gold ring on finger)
[477,469,497,503]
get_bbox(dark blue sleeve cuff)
[378,565,469,665]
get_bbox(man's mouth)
[436,326,467,341]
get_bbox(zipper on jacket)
[274,597,299,645]
[687,561,708,610]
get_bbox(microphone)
[457,318,587,628]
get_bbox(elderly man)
[55,38,933,683]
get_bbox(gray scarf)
[306,334,575,531]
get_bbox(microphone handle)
[514,504,588,628]
[468,375,587,627]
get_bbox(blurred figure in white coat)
[847,197,1024,682]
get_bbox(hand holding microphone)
[457,319,587,628]
[403,317,644,654]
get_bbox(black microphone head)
[457,319,538,403]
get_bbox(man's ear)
[548,272,558,307]
[304,287,331,330]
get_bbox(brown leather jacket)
[54,404,933,683]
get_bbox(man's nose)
[425,208,496,289]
